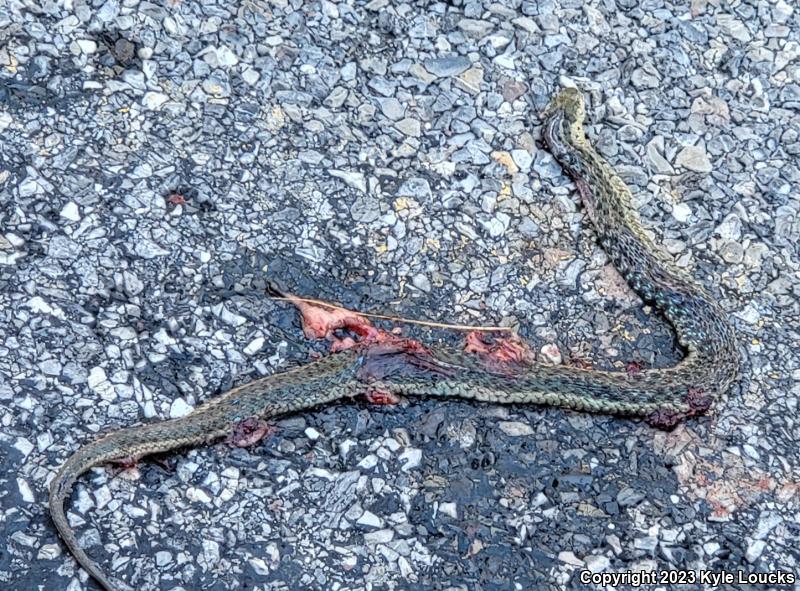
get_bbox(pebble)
[357,511,383,528]
[646,136,674,174]
[351,196,381,223]
[242,68,260,85]
[397,177,431,200]
[60,201,81,222]
[424,55,471,78]
[330,170,367,193]
[399,448,422,471]
[675,145,713,173]
[37,545,61,560]
[672,203,692,223]
[719,242,743,264]
[583,555,610,573]
[17,478,35,503]
[364,529,394,544]
[377,98,405,120]
[243,337,264,355]
[511,149,533,172]
[358,454,379,470]
[558,551,584,567]
[87,367,116,401]
[412,274,431,293]
[394,118,421,137]
[498,421,534,436]
[617,487,645,507]
[438,502,458,519]
[716,213,742,241]
[76,39,97,54]
[458,19,494,38]
[202,71,231,97]
[142,92,169,110]
[186,487,212,504]
[716,14,752,43]
[480,214,509,238]
[745,540,766,563]
[170,398,194,418]
[540,344,562,365]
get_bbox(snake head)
[541,88,589,179]
[542,88,586,123]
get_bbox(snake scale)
[49,90,739,591]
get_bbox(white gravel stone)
[215,46,239,66]
[243,337,264,355]
[540,343,562,365]
[672,202,692,223]
[248,557,270,575]
[17,478,35,503]
[358,454,379,470]
[170,398,194,418]
[364,529,394,544]
[0,112,12,132]
[675,145,712,173]
[498,421,534,436]
[242,68,260,85]
[155,551,173,567]
[357,511,384,528]
[37,544,61,560]
[745,539,766,563]
[583,555,610,573]
[558,551,584,567]
[202,539,220,565]
[394,118,421,137]
[87,367,116,401]
[329,169,367,193]
[438,502,457,519]
[399,448,422,471]
[59,201,80,221]
[76,39,97,53]
[13,437,34,458]
[142,92,169,110]
[187,486,212,504]
[94,485,113,509]
[511,149,533,172]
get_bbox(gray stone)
[480,212,510,238]
[96,0,120,22]
[412,274,431,293]
[330,169,367,193]
[511,149,533,172]
[351,196,381,223]
[377,98,405,120]
[142,91,169,110]
[424,55,471,78]
[498,421,534,436]
[583,555,610,573]
[397,177,432,200]
[458,19,494,38]
[394,118,421,137]
[202,71,231,97]
[675,145,712,173]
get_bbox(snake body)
[49,90,739,591]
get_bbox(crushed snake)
[48,89,740,591]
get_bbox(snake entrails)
[49,90,739,591]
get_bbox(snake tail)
[48,350,365,591]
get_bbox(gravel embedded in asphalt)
[0,1,798,590]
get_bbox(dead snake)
[48,90,740,590]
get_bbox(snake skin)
[49,89,739,591]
